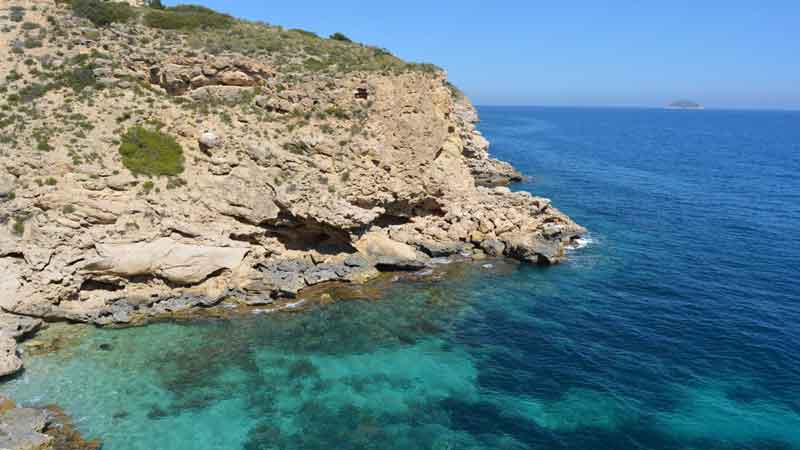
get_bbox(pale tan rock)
[218,70,254,86]
[0,405,53,450]
[0,337,22,377]
[85,238,249,285]
[355,232,420,261]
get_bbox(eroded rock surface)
[0,397,99,450]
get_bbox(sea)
[3,106,799,450]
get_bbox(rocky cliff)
[0,1,584,344]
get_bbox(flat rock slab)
[0,400,52,450]
[85,238,249,285]
[0,314,43,340]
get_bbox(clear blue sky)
[165,1,800,109]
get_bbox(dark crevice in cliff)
[354,198,446,220]
[80,279,124,292]
[372,213,411,228]
[262,212,356,255]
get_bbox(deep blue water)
[3,107,800,450]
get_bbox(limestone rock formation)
[0,337,23,378]
[0,397,99,450]
[0,401,52,450]
[0,0,585,325]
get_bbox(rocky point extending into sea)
[0,1,584,446]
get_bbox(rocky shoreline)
[0,395,100,450]
[0,3,586,445]
[1,2,584,328]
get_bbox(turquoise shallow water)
[4,107,800,449]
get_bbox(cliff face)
[0,1,585,328]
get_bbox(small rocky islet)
[0,0,584,446]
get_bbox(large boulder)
[0,314,43,340]
[84,238,249,285]
[480,239,506,257]
[355,232,420,261]
[502,233,565,265]
[0,403,53,450]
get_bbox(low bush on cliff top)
[329,32,352,42]
[71,0,135,27]
[144,5,235,30]
[119,126,184,176]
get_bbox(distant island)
[667,100,704,110]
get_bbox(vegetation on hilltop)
[69,0,135,27]
[57,0,442,76]
[143,4,235,30]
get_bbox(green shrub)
[289,28,319,39]
[71,0,135,27]
[330,32,351,42]
[19,83,51,103]
[12,217,25,236]
[21,22,40,30]
[60,65,97,92]
[144,5,234,30]
[62,204,76,214]
[325,106,350,120]
[118,126,184,176]
[9,7,26,23]
[45,177,57,186]
[23,37,42,49]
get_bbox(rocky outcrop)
[0,337,23,378]
[0,314,43,378]
[146,55,273,95]
[0,314,43,341]
[0,0,585,326]
[84,238,250,285]
[454,96,524,186]
[0,400,52,450]
[0,397,99,450]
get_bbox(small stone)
[198,132,221,150]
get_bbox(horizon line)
[473,104,800,112]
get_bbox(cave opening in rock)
[79,279,124,292]
[262,212,356,255]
